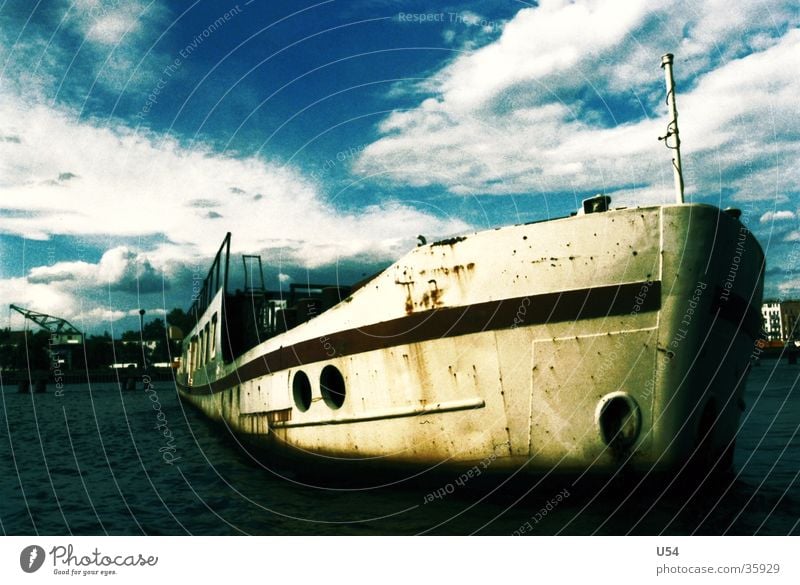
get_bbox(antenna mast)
[659,53,684,204]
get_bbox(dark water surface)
[1,360,798,535]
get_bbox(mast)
[660,53,684,204]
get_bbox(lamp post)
[138,309,146,371]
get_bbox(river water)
[1,359,797,535]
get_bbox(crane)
[9,304,83,345]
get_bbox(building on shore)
[761,300,800,343]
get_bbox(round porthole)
[320,365,346,409]
[292,370,312,412]
[595,391,641,450]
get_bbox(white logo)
[20,545,46,573]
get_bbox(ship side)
[175,202,764,476]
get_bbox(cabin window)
[320,365,346,409]
[199,329,205,367]
[209,313,217,358]
[203,323,210,364]
[189,337,198,371]
[292,371,312,412]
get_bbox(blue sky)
[1,0,798,334]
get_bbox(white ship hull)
[177,203,763,475]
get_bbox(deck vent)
[320,365,346,409]
[581,194,611,215]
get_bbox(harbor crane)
[9,304,83,345]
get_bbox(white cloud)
[75,306,164,325]
[432,0,652,112]
[76,307,130,323]
[84,13,140,45]
[0,97,466,265]
[760,210,796,223]
[0,92,468,328]
[778,277,800,296]
[72,1,169,92]
[2,277,79,323]
[0,1,166,101]
[27,247,164,293]
[356,1,800,205]
[27,261,97,284]
[3,245,170,330]
[68,1,153,49]
[439,11,505,50]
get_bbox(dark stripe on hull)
[710,286,762,341]
[181,280,661,395]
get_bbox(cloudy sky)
[1,0,798,334]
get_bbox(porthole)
[595,391,641,450]
[292,370,312,412]
[320,365,346,409]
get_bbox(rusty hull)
[178,203,763,475]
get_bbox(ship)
[174,55,764,478]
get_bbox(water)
[1,361,798,535]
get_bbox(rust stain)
[431,235,467,247]
[419,289,443,309]
[400,282,414,314]
[431,264,472,276]
[430,287,443,306]
[419,279,444,309]
[266,408,292,424]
